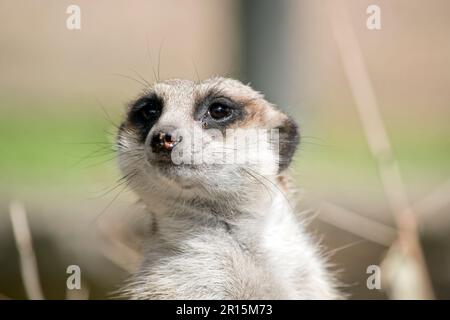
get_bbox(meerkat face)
[117,77,299,197]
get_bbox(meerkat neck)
[138,175,293,234]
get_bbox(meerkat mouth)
[149,156,202,173]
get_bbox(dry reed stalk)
[327,1,434,299]
[9,201,45,300]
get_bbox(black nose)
[150,130,182,153]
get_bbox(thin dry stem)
[327,1,434,299]
[319,202,396,246]
[9,201,45,300]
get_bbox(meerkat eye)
[139,100,161,121]
[127,96,163,143]
[130,97,162,124]
[208,103,232,120]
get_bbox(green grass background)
[1,95,449,204]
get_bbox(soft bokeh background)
[1,0,449,299]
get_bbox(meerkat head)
[117,77,299,202]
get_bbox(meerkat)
[116,77,339,299]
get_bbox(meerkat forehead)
[149,77,263,105]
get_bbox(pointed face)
[117,77,299,196]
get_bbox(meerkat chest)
[133,224,294,299]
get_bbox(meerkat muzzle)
[151,130,182,153]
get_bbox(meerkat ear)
[276,115,300,172]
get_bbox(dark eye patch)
[127,94,163,143]
[194,92,246,131]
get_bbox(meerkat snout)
[116,77,339,300]
[150,126,182,153]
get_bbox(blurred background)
[0,0,449,299]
